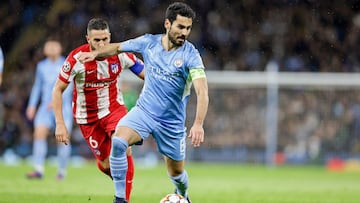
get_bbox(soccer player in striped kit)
[52,18,144,202]
[26,39,74,180]
[78,2,209,203]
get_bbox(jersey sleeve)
[187,46,205,71]
[121,34,150,53]
[118,52,137,68]
[59,50,79,83]
[118,52,144,74]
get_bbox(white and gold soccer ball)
[159,194,189,203]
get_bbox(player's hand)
[55,123,70,145]
[26,107,36,121]
[77,51,97,63]
[188,124,204,147]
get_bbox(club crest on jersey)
[174,59,183,68]
[111,63,119,73]
[62,61,71,72]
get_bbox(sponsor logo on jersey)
[85,80,116,88]
[149,66,181,81]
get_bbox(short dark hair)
[87,18,110,35]
[165,2,196,23]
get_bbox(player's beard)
[168,31,186,47]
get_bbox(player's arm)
[188,68,209,147]
[52,79,70,145]
[0,47,4,86]
[78,42,122,63]
[130,59,145,80]
[26,66,42,120]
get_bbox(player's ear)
[86,35,90,43]
[164,19,171,30]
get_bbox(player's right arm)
[78,42,122,63]
[26,63,42,120]
[52,79,70,145]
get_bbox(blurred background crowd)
[1,0,360,164]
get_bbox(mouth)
[177,36,186,42]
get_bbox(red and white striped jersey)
[59,44,138,124]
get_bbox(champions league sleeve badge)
[62,61,71,72]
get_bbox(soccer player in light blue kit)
[78,2,209,203]
[26,40,74,180]
[0,46,4,85]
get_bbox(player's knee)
[169,169,183,177]
[97,159,110,171]
[126,147,132,156]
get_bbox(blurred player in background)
[52,18,144,202]
[26,39,74,180]
[78,2,209,203]
[0,46,4,85]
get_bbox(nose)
[181,29,189,36]
[98,40,106,47]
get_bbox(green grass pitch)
[0,161,359,203]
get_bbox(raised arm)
[78,42,122,63]
[52,79,71,145]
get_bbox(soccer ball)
[159,194,189,203]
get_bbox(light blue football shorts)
[34,105,73,131]
[117,106,187,161]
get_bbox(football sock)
[126,155,135,201]
[57,143,71,176]
[97,160,112,179]
[33,139,47,173]
[170,170,189,198]
[110,136,128,199]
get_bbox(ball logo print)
[62,61,71,72]
[159,194,188,203]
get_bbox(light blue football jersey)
[121,34,205,126]
[28,56,73,128]
[0,46,4,73]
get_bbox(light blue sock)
[170,170,189,198]
[33,139,47,173]
[57,143,71,175]
[110,136,128,198]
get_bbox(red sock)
[126,155,135,202]
[97,160,112,179]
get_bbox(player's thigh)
[79,123,111,161]
[33,125,50,139]
[33,107,52,139]
[116,106,154,145]
[153,125,187,161]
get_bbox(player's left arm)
[78,43,121,63]
[188,68,209,147]
[129,59,145,80]
[123,53,145,80]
